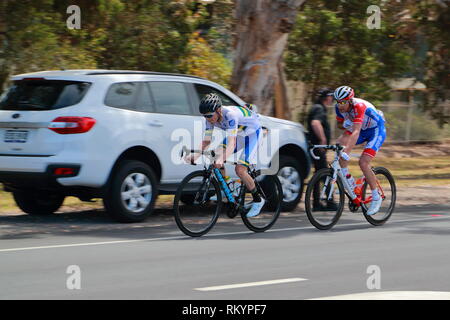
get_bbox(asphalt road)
[0,203,450,300]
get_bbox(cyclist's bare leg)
[235,164,255,190]
[359,154,377,190]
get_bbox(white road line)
[195,278,307,291]
[0,215,448,253]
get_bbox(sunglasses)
[203,113,215,119]
[337,100,348,105]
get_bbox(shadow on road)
[0,203,448,242]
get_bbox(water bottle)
[232,179,241,196]
[224,176,233,191]
[346,173,356,192]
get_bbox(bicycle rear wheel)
[305,168,345,230]
[173,170,222,237]
[240,173,283,232]
[361,167,396,226]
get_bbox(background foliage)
[0,0,448,126]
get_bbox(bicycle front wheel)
[173,171,222,237]
[361,167,396,226]
[305,168,345,230]
[240,173,283,232]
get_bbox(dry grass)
[344,156,450,181]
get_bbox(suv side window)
[148,82,192,115]
[105,82,154,112]
[194,84,238,107]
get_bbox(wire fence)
[298,102,450,144]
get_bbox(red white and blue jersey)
[335,98,385,132]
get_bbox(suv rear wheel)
[103,160,158,222]
[12,190,65,215]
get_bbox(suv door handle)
[148,120,163,127]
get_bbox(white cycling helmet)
[334,86,355,102]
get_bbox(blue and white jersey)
[205,105,261,138]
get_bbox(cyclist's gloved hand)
[340,151,350,161]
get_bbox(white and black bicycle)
[305,144,396,230]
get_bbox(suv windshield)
[0,80,91,111]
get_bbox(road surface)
[1,201,449,301]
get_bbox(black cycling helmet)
[199,93,222,114]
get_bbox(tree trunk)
[231,0,305,116]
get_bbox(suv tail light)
[53,167,76,176]
[49,117,96,134]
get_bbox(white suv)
[0,70,311,222]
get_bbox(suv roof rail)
[85,70,206,80]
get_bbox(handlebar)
[180,146,241,166]
[180,146,216,159]
[309,144,345,160]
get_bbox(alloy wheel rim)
[278,166,301,202]
[120,172,152,213]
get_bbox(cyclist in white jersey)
[184,93,264,218]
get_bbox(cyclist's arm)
[343,122,362,153]
[216,112,239,165]
[215,135,237,166]
[200,137,212,151]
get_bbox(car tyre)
[277,155,305,211]
[103,160,158,223]
[12,190,65,215]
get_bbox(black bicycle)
[173,147,283,237]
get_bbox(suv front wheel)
[103,160,158,223]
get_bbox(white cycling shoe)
[367,197,383,215]
[246,199,265,218]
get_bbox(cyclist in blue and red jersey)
[334,86,386,215]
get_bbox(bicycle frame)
[181,146,246,208]
[181,145,268,211]
[213,167,236,204]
